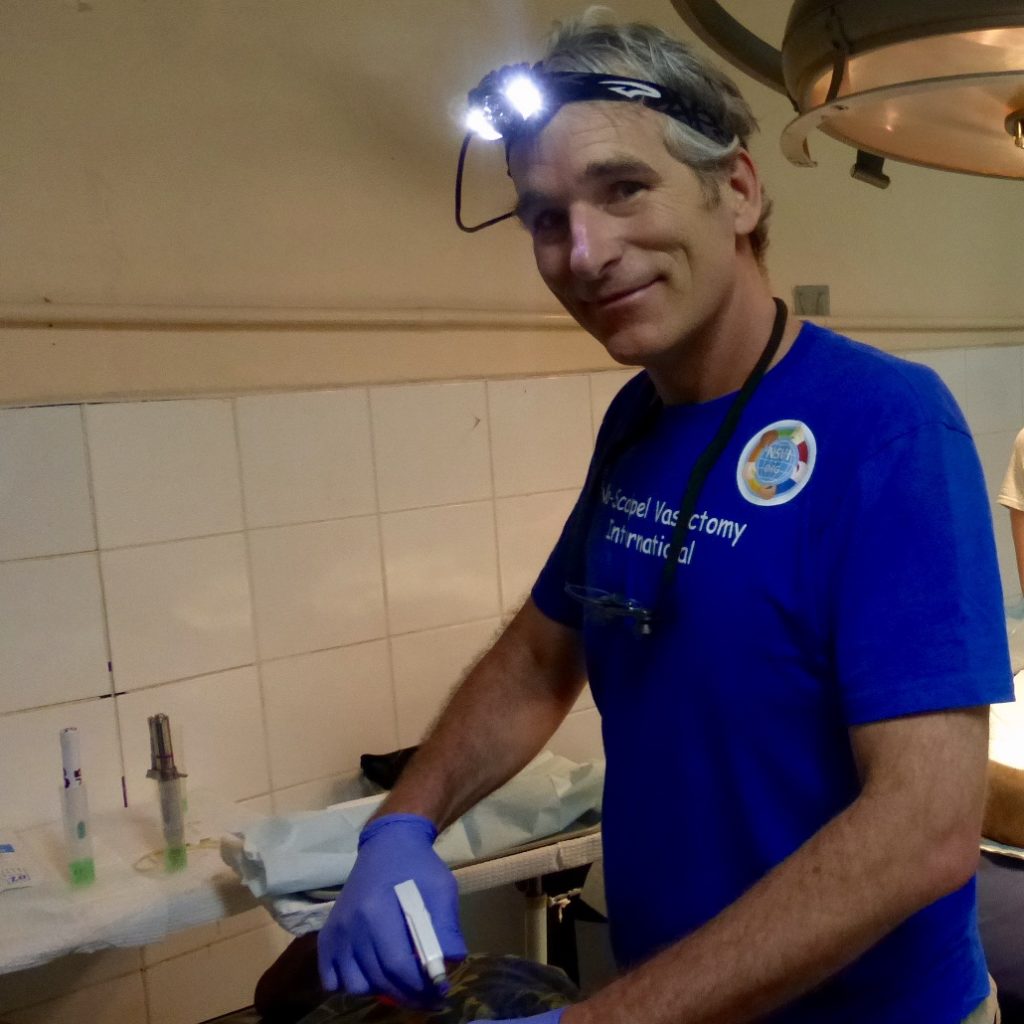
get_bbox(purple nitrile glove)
[317,813,467,1004]
[470,1010,567,1024]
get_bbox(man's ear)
[725,149,763,238]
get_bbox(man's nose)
[568,207,620,280]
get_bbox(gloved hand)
[317,812,467,1003]
[471,1009,567,1024]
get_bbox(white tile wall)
[495,490,577,611]
[238,793,275,816]
[0,698,123,828]
[236,389,376,528]
[963,346,1024,437]
[3,348,1022,1022]
[4,973,148,1024]
[140,922,221,969]
[117,667,270,806]
[0,406,94,561]
[550,705,604,763]
[248,517,386,660]
[390,618,501,747]
[371,381,492,512]
[270,768,376,815]
[589,368,637,433]
[488,376,593,496]
[143,925,291,1024]
[380,501,501,634]
[974,430,1019,502]
[0,553,110,713]
[910,349,968,414]
[85,400,244,549]
[102,534,256,690]
[261,641,396,789]
[216,906,274,941]
[0,948,142,1016]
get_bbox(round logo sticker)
[737,420,816,506]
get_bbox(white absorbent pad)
[0,790,259,974]
[220,752,604,900]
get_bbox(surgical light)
[671,0,1024,184]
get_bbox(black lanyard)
[565,297,789,636]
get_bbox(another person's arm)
[998,428,1024,594]
[317,599,586,998]
[1009,507,1024,596]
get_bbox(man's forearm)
[570,793,970,1024]
[376,599,587,830]
[569,708,988,1024]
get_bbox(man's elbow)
[917,824,982,903]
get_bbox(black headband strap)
[456,66,736,233]
[467,66,734,148]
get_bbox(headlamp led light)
[456,62,736,231]
[464,64,548,142]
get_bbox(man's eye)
[611,180,645,200]
[532,210,566,235]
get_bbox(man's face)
[509,102,752,369]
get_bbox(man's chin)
[595,329,660,368]
[567,304,667,365]
[604,350,647,369]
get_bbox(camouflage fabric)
[297,954,580,1024]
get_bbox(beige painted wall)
[1,0,1022,404]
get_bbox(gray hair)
[539,9,772,263]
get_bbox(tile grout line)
[365,385,403,757]
[78,402,132,809]
[140,951,156,1024]
[0,964,150,1021]
[0,491,586,570]
[0,613,509,723]
[483,380,507,617]
[229,396,275,806]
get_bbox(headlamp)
[465,63,732,146]
[465,64,548,141]
[456,62,735,231]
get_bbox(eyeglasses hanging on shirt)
[565,298,788,637]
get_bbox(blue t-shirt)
[532,322,1014,1022]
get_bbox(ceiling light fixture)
[671,0,1024,185]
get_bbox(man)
[318,13,1013,1023]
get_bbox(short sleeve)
[531,494,587,629]
[828,422,1014,724]
[531,370,653,629]
[998,428,1024,511]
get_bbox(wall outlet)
[793,285,830,316]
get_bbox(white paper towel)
[221,752,604,899]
